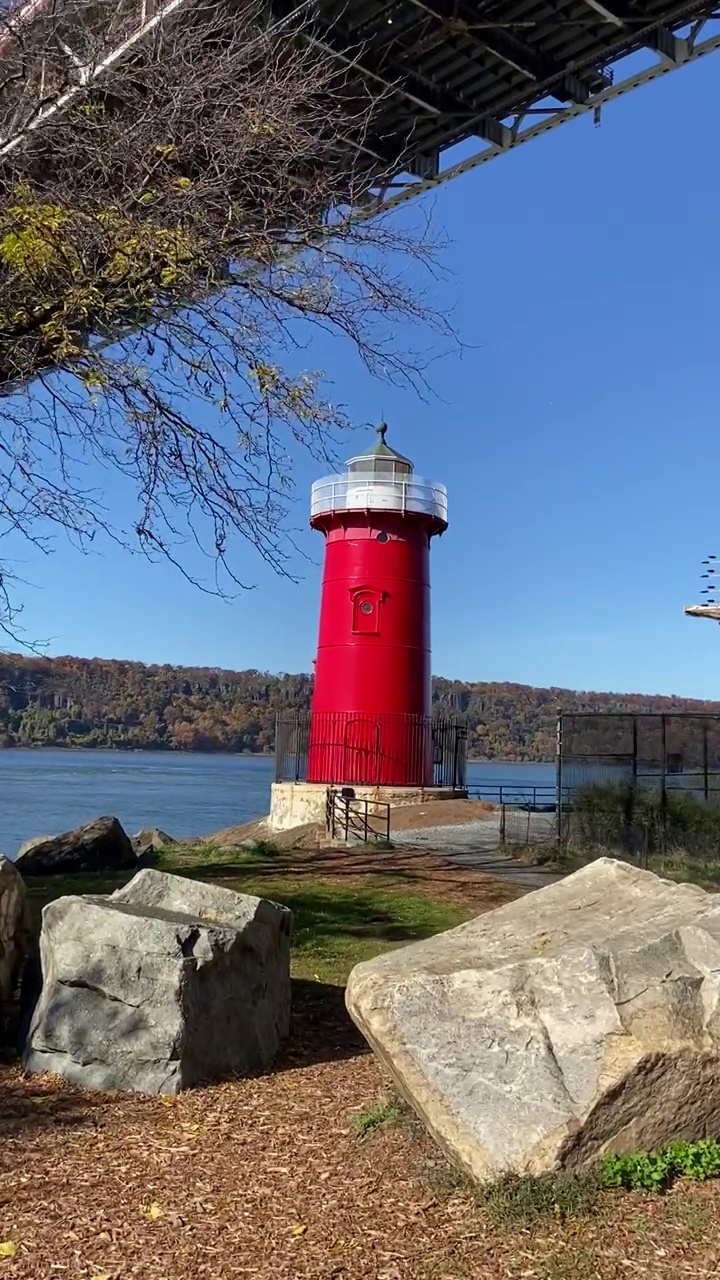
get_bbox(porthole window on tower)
[376,531,389,543]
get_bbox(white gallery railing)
[310,475,448,522]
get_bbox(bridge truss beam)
[367,12,720,214]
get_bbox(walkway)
[391,811,564,890]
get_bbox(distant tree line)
[0,654,714,760]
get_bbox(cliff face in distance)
[0,653,715,760]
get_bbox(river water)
[0,750,556,856]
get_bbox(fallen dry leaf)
[0,1242,17,1259]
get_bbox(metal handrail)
[310,474,448,522]
[325,788,391,843]
[467,782,562,811]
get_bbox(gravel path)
[391,811,563,890]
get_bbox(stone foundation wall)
[268,782,467,832]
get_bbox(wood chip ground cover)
[4,849,719,1278]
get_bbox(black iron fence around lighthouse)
[274,710,467,789]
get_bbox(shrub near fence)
[561,782,720,878]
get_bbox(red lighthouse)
[306,425,448,787]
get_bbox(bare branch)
[0,0,456,636]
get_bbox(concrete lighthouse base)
[268,781,468,834]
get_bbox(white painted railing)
[310,474,448,522]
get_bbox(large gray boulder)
[22,868,291,1094]
[0,856,29,1000]
[16,816,136,876]
[346,858,720,1183]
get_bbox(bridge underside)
[279,0,720,210]
[2,0,719,212]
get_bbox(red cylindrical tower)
[306,425,448,786]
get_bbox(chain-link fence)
[558,712,720,875]
[559,711,720,799]
[500,805,558,850]
[496,712,720,877]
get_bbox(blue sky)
[9,46,720,698]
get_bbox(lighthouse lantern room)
[270,426,466,832]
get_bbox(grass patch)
[476,1138,720,1230]
[352,1093,404,1139]
[242,838,281,859]
[226,876,465,983]
[482,1171,601,1226]
[21,843,469,985]
[153,842,262,870]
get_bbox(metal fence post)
[555,708,563,848]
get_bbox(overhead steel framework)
[303,0,720,210]
[1,0,719,212]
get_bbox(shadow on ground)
[0,1066,131,1141]
[178,852,521,905]
[0,975,366,1140]
[278,978,367,1072]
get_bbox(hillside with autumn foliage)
[0,653,714,759]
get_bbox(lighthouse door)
[343,716,380,784]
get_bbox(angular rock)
[16,816,136,876]
[0,856,30,1000]
[22,868,291,1094]
[130,827,177,859]
[346,858,720,1182]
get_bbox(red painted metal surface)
[307,509,443,785]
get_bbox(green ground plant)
[601,1139,720,1191]
[352,1094,404,1139]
